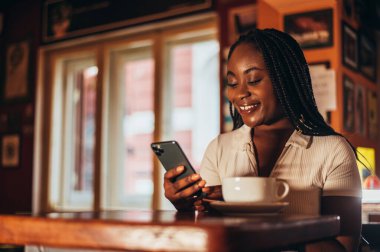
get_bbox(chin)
[242,120,260,128]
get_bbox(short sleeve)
[322,138,362,198]
[199,137,221,186]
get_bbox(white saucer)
[209,201,289,215]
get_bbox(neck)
[254,117,294,134]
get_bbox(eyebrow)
[244,66,263,74]
[227,66,263,77]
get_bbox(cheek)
[266,94,283,116]
[226,89,234,103]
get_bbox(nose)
[236,83,251,100]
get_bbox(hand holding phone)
[151,141,197,182]
[151,141,205,210]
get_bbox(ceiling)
[1,0,379,29]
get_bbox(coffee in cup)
[222,177,289,203]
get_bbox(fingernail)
[177,166,184,172]
[198,180,206,187]
[192,174,200,180]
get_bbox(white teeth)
[239,104,258,111]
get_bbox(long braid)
[264,31,326,128]
[259,30,328,133]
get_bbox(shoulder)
[290,132,354,157]
[311,134,355,156]
[310,134,359,177]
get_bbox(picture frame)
[1,134,21,168]
[3,40,31,102]
[342,22,358,70]
[343,75,355,132]
[227,4,257,45]
[43,0,212,43]
[284,9,333,49]
[354,84,367,136]
[367,90,378,140]
[359,32,377,81]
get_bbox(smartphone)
[151,140,197,182]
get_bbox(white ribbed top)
[200,125,362,215]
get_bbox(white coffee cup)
[222,177,289,203]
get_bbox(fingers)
[174,180,206,199]
[193,185,223,212]
[163,166,189,198]
[172,174,201,192]
[202,185,223,200]
[164,166,185,180]
[163,166,207,203]
[194,199,206,211]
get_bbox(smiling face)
[226,42,286,128]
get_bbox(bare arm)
[306,196,362,252]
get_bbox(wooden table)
[0,211,340,252]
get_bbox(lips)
[237,103,260,114]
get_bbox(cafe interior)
[0,0,379,251]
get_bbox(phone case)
[151,141,197,182]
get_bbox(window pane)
[105,46,154,209]
[66,65,97,208]
[168,40,220,169]
[123,58,154,206]
[50,57,97,210]
[73,67,97,192]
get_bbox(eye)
[226,82,238,88]
[247,79,262,86]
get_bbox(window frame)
[34,13,218,213]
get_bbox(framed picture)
[3,40,30,102]
[354,84,367,136]
[367,90,378,139]
[343,75,355,132]
[228,4,257,45]
[284,9,333,49]
[0,13,3,36]
[1,134,21,168]
[359,32,377,81]
[43,0,212,43]
[342,22,358,70]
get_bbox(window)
[36,15,219,212]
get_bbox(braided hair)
[227,28,336,136]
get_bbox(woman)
[164,29,361,252]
